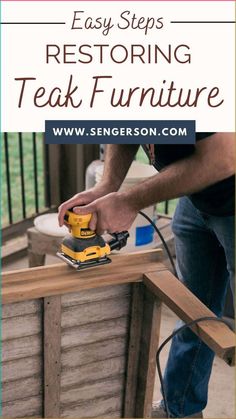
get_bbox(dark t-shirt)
[143,133,235,216]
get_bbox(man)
[58,133,235,418]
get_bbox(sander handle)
[108,231,129,251]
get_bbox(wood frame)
[44,296,61,418]
[2,250,235,418]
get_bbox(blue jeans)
[163,197,235,417]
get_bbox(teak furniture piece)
[2,250,235,418]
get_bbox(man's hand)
[73,192,138,235]
[58,144,138,230]
[58,182,113,227]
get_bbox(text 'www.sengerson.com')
[52,126,188,137]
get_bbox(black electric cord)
[138,210,178,277]
[156,316,232,418]
[138,211,232,418]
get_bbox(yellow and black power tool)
[57,209,129,270]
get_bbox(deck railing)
[1,137,175,239]
[2,133,51,233]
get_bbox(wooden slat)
[3,250,161,283]
[124,283,144,417]
[62,283,131,307]
[44,296,61,418]
[61,394,122,418]
[144,271,236,365]
[62,317,129,349]
[2,312,41,341]
[2,235,28,259]
[61,375,124,405]
[2,376,42,403]
[2,356,42,382]
[62,337,127,368]
[2,395,42,417]
[61,356,126,388]
[2,299,42,318]
[2,335,42,362]
[156,216,171,230]
[136,287,162,418]
[62,296,130,328]
[2,250,164,304]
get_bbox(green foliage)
[1,133,46,227]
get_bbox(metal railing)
[2,133,51,230]
[1,137,175,242]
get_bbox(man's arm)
[102,144,139,190]
[76,133,235,234]
[125,133,235,210]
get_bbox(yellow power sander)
[57,210,129,270]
